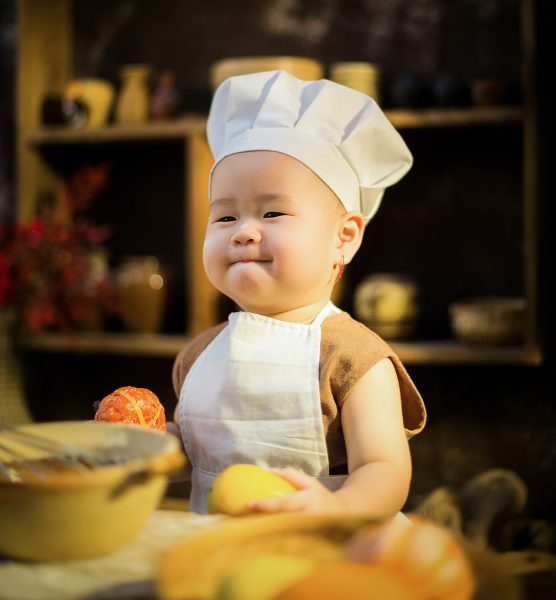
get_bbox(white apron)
[179,302,347,513]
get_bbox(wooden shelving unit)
[26,116,207,145]
[25,106,523,147]
[20,331,188,358]
[17,0,217,338]
[16,0,542,367]
[388,106,522,129]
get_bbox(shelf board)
[386,106,523,129]
[26,115,207,145]
[26,107,522,146]
[390,339,542,365]
[20,332,189,357]
[20,332,541,365]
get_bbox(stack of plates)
[210,57,324,91]
[330,62,381,103]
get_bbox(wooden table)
[3,503,556,600]
[0,507,223,600]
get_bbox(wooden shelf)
[20,332,188,357]
[26,107,522,146]
[390,340,542,366]
[16,0,539,368]
[386,106,522,129]
[26,115,207,145]
[20,332,542,365]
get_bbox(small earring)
[335,255,345,283]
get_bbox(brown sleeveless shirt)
[172,311,426,473]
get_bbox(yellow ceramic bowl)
[0,421,186,561]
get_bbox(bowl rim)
[449,296,525,314]
[0,421,185,490]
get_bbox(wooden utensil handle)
[144,451,187,476]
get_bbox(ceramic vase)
[115,64,151,124]
[116,256,167,334]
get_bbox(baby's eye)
[263,211,285,219]
[216,215,236,223]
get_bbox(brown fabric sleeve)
[320,313,427,470]
[388,355,428,439]
[171,322,228,401]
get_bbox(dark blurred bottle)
[150,69,182,119]
[433,73,471,107]
[390,73,434,108]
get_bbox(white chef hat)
[207,69,413,223]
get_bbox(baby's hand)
[165,420,182,439]
[248,468,346,514]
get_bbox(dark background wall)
[69,0,522,109]
[2,0,554,525]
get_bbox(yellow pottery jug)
[116,64,151,124]
[116,256,167,334]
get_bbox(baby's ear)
[337,211,365,262]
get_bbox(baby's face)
[204,151,344,316]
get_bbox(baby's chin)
[227,262,272,290]
[231,293,328,320]
[228,291,289,317]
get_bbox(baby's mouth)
[231,256,271,264]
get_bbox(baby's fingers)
[270,467,318,490]
[248,490,308,514]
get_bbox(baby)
[169,70,426,517]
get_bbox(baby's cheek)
[203,239,223,277]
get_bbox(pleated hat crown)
[207,69,413,223]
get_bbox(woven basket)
[449,297,525,345]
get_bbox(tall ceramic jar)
[115,256,167,334]
[115,64,151,124]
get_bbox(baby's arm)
[334,357,411,515]
[249,358,411,517]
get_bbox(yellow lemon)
[214,554,315,600]
[207,464,296,515]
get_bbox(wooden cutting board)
[0,510,223,600]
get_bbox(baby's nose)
[231,221,262,245]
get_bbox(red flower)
[0,163,119,331]
[64,163,111,213]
